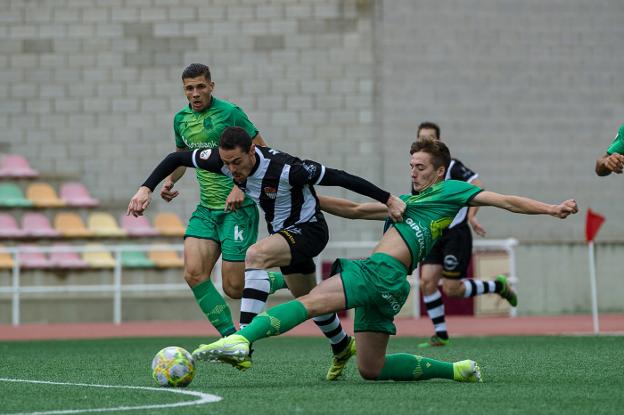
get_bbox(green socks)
[192,280,236,337]
[377,353,454,381]
[238,300,308,343]
[268,271,288,294]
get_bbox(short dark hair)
[417,121,441,140]
[182,63,211,81]
[409,137,451,171]
[220,127,252,153]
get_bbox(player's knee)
[244,245,270,269]
[358,366,381,380]
[183,266,209,288]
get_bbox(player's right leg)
[183,237,236,337]
[418,263,449,347]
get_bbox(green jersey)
[173,97,258,209]
[607,124,624,155]
[392,180,483,272]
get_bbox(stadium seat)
[19,245,53,269]
[0,245,14,269]
[0,154,39,178]
[22,213,61,238]
[54,212,95,238]
[0,213,26,239]
[82,244,116,268]
[148,246,184,268]
[153,212,186,236]
[122,250,155,268]
[59,182,99,207]
[120,214,159,237]
[25,182,66,208]
[0,183,33,207]
[87,212,127,237]
[49,244,89,269]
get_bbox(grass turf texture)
[1,336,622,415]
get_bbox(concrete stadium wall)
[1,0,622,316]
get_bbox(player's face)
[183,76,214,112]
[417,128,438,140]
[219,145,256,182]
[410,151,445,192]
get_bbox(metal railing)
[0,238,518,326]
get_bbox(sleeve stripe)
[191,149,199,169]
[467,173,479,183]
[314,165,326,185]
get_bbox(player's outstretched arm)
[470,191,578,218]
[318,195,388,220]
[595,152,624,176]
[127,149,222,217]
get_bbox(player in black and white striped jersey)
[128,126,405,379]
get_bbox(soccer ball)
[151,346,195,387]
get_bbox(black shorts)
[277,216,329,275]
[422,223,472,279]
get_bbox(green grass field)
[1,335,622,415]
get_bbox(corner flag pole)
[587,241,599,334]
[585,208,605,335]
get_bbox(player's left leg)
[356,332,480,382]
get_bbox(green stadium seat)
[121,250,155,268]
[0,183,32,207]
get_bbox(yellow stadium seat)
[82,244,116,268]
[148,246,184,268]
[0,246,14,269]
[54,212,95,238]
[153,212,186,237]
[26,182,66,208]
[87,212,127,237]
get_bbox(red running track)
[1,314,623,341]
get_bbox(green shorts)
[332,253,410,335]
[184,204,259,262]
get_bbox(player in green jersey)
[595,123,624,176]
[194,137,578,383]
[160,63,286,337]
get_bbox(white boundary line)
[0,378,222,415]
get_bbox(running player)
[194,137,577,383]
[161,63,287,339]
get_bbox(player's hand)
[127,186,152,217]
[225,186,245,212]
[469,217,487,237]
[550,199,578,219]
[386,195,406,222]
[604,153,624,173]
[160,179,179,202]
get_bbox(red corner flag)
[585,209,605,243]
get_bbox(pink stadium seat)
[0,154,39,178]
[22,213,61,238]
[49,244,89,269]
[120,214,159,237]
[0,213,26,239]
[60,182,99,207]
[18,245,53,269]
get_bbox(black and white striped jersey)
[143,146,391,234]
[191,146,326,234]
[445,159,478,228]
